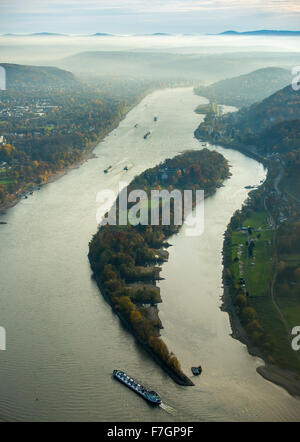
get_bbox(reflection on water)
[0,88,299,421]
[160,403,177,416]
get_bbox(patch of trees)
[0,83,145,206]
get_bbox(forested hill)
[194,67,291,108]
[0,63,80,90]
[234,84,300,133]
[209,84,300,140]
[195,84,300,157]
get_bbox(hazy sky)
[1,0,300,34]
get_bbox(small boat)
[144,131,151,139]
[113,370,161,405]
[191,366,202,376]
[104,165,112,174]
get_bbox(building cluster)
[0,98,59,120]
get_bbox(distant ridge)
[30,32,66,36]
[2,32,66,37]
[0,63,79,90]
[151,33,171,36]
[220,30,300,36]
[194,67,292,107]
[91,33,114,37]
[136,33,171,36]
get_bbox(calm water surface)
[0,88,299,421]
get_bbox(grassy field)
[242,211,269,229]
[231,231,247,281]
[231,210,300,373]
[276,248,300,331]
[248,229,273,297]
[231,219,273,298]
[251,296,300,372]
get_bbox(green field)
[251,297,300,372]
[242,211,269,229]
[248,229,273,297]
[231,216,273,298]
[231,231,247,280]
[231,209,300,373]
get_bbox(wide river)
[0,87,299,422]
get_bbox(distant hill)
[231,85,300,134]
[220,30,300,36]
[30,32,66,36]
[2,32,66,37]
[0,63,79,90]
[195,84,300,157]
[91,33,114,37]
[194,67,292,107]
[58,51,300,82]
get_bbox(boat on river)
[104,165,112,174]
[191,366,202,376]
[113,370,162,405]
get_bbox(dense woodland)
[89,150,229,383]
[195,85,300,155]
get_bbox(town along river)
[0,88,299,421]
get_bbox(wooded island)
[89,149,230,385]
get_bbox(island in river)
[89,149,230,386]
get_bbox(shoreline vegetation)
[89,149,230,386]
[0,71,194,213]
[0,85,157,213]
[194,96,300,397]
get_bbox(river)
[0,87,299,422]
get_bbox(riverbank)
[212,148,300,398]
[221,231,300,398]
[194,129,268,167]
[194,96,300,398]
[0,85,158,215]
